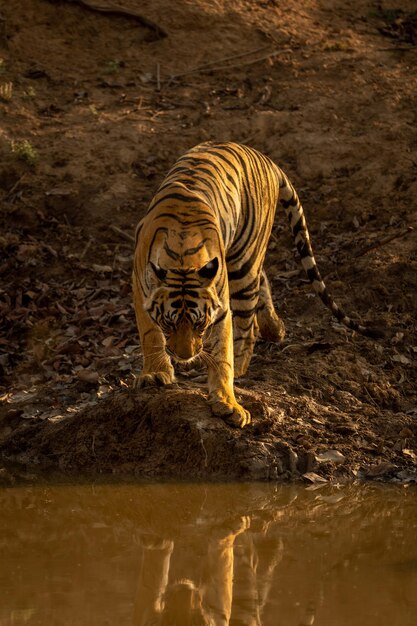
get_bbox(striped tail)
[276,169,383,338]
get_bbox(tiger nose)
[167,340,194,360]
[166,320,200,360]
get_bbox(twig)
[110,224,135,243]
[375,45,417,52]
[5,174,26,201]
[170,44,274,79]
[80,237,93,260]
[55,0,167,39]
[354,226,414,258]
[160,41,417,88]
[197,49,294,73]
[156,63,161,92]
[167,42,417,86]
[363,385,379,408]
[168,45,294,83]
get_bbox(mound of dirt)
[1,0,416,483]
[1,382,416,483]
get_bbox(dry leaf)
[76,369,99,384]
[316,450,346,464]
[302,472,328,484]
[392,354,411,365]
[92,264,113,273]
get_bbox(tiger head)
[142,223,224,363]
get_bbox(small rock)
[366,462,396,478]
[316,450,346,464]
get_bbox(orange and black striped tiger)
[132,142,378,427]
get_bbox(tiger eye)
[198,257,218,280]
[150,262,167,281]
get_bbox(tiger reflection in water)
[132,515,310,626]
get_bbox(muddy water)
[1,482,416,626]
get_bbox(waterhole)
[1,482,416,625]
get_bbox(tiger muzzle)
[165,319,202,361]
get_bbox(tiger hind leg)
[256,270,285,343]
[232,271,284,378]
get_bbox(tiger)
[133,516,253,626]
[132,142,379,428]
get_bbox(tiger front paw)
[210,399,251,429]
[134,370,175,388]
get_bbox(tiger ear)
[197,257,218,282]
[150,262,167,282]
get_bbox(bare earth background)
[0,0,416,483]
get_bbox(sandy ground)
[0,0,416,483]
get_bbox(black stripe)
[148,227,168,263]
[168,289,199,298]
[292,216,304,238]
[212,309,228,326]
[232,307,256,319]
[152,214,214,228]
[332,307,345,322]
[153,191,199,204]
[227,255,254,281]
[281,196,298,209]
[297,239,310,257]
[320,289,331,306]
[183,240,208,256]
[306,267,320,283]
[230,275,259,300]
[196,149,241,183]
[163,242,179,260]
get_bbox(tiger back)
[133,142,377,427]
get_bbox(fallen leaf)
[399,427,414,438]
[392,354,411,365]
[92,264,113,273]
[302,472,328,484]
[316,450,346,464]
[16,244,38,261]
[274,269,300,279]
[89,305,105,319]
[102,336,116,348]
[76,369,99,384]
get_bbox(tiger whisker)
[143,353,167,364]
[201,350,221,375]
[203,324,214,343]
[145,348,168,358]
